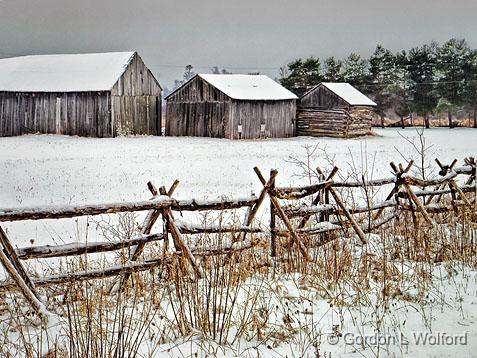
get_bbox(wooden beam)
[15,233,163,260]
[115,181,178,291]
[0,196,258,223]
[0,257,170,289]
[158,185,203,278]
[269,170,277,257]
[403,182,433,225]
[297,166,338,230]
[254,167,312,261]
[0,247,46,316]
[0,226,37,292]
[328,186,367,244]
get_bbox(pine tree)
[393,50,413,128]
[407,43,438,128]
[183,65,195,82]
[435,38,470,128]
[279,57,323,96]
[323,56,343,82]
[342,53,368,89]
[369,45,400,127]
[463,49,477,128]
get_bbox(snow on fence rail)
[0,157,475,320]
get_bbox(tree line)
[279,38,477,128]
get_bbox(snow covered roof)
[311,82,376,106]
[0,52,137,92]
[200,74,297,100]
[169,74,297,101]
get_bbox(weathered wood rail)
[0,156,475,320]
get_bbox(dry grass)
[0,151,476,357]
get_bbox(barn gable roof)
[0,51,140,92]
[167,74,298,101]
[305,82,377,106]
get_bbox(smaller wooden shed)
[165,74,298,139]
[297,82,377,138]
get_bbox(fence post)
[0,226,47,317]
[254,167,312,262]
[114,180,180,292]
[158,185,203,278]
[270,170,277,258]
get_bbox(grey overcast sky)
[1,0,476,88]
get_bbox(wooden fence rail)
[0,156,475,320]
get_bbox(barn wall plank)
[0,92,113,137]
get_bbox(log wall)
[297,107,375,138]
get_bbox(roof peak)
[307,82,376,106]
[168,73,297,101]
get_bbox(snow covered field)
[0,127,474,246]
[0,128,476,357]
[0,128,473,208]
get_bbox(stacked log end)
[296,107,376,138]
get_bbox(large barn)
[0,51,162,137]
[297,82,377,138]
[165,74,297,139]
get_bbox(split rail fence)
[0,157,475,318]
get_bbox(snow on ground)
[0,127,474,247]
[1,128,474,208]
[157,266,477,358]
[0,128,476,357]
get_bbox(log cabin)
[0,51,162,137]
[298,82,377,138]
[165,74,297,139]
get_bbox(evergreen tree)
[463,49,477,127]
[407,44,438,128]
[342,53,368,89]
[279,57,323,96]
[173,65,196,90]
[323,56,343,82]
[392,50,413,128]
[435,38,470,128]
[183,65,195,82]
[369,45,400,127]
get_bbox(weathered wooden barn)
[0,51,162,137]
[165,74,297,139]
[297,82,377,138]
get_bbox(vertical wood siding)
[300,85,350,109]
[111,53,162,97]
[165,76,231,137]
[111,95,160,136]
[0,53,162,137]
[165,76,296,139]
[228,100,296,139]
[111,52,162,136]
[0,92,112,137]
